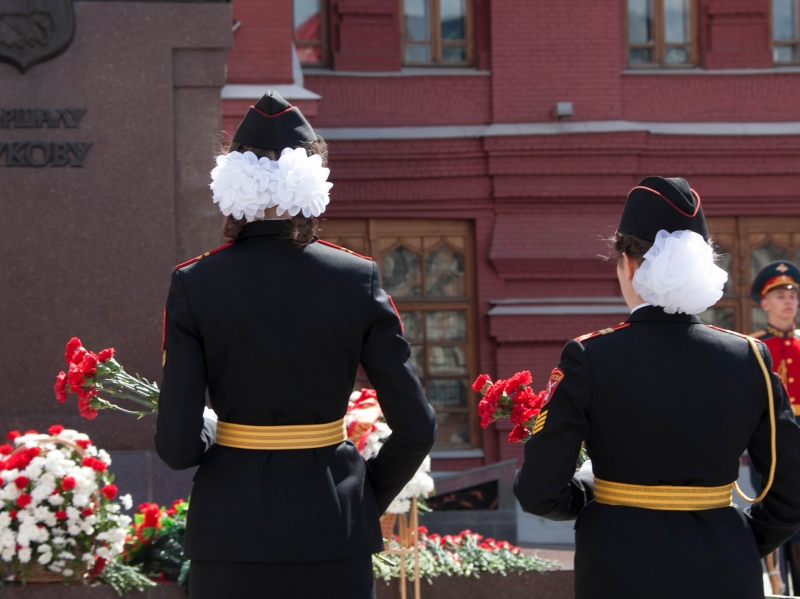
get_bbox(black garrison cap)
[232,92,317,152]
[617,176,709,243]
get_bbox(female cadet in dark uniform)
[154,92,437,599]
[514,176,800,599]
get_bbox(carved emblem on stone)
[0,0,75,73]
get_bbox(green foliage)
[98,561,156,596]
[373,529,559,584]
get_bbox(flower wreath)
[209,148,333,221]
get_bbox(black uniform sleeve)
[746,342,800,557]
[514,339,594,520]
[154,269,208,470]
[361,262,437,514]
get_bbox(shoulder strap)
[733,337,776,504]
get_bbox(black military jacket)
[155,220,437,562]
[514,306,800,599]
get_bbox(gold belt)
[216,418,347,450]
[594,478,733,511]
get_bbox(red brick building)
[222,0,800,471]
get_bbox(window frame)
[772,0,800,65]
[317,218,481,450]
[294,0,329,67]
[400,0,475,67]
[625,0,698,69]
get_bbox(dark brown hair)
[614,232,653,265]
[220,137,329,247]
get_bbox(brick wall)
[224,0,800,468]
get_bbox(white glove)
[201,407,218,451]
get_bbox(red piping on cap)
[627,186,702,218]
[251,105,297,119]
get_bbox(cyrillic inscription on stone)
[0,107,91,167]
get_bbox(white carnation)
[632,229,727,315]
[47,495,65,506]
[97,449,111,465]
[0,512,10,529]
[18,547,31,563]
[67,525,80,536]
[96,546,110,559]
[62,568,73,577]
[1,547,14,561]
[37,551,52,565]
[120,494,133,510]
[0,530,15,548]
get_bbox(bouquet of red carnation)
[54,338,159,420]
[472,371,547,444]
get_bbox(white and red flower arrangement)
[54,337,159,419]
[0,425,133,581]
[472,371,548,444]
[346,389,434,514]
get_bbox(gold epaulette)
[175,242,235,270]
[574,322,631,343]
[707,324,764,343]
[316,239,373,261]
[750,329,767,339]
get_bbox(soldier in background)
[751,261,800,594]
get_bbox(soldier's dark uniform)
[514,177,800,599]
[154,94,437,599]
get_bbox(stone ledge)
[1,571,573,599]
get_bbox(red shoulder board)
[574,322,631,343]
[316,239,373,261]
[706,324,764,343]
[175,242,234,270]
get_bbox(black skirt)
[189,556,376,599]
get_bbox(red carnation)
[61,476,76,491]
[6,431,20,442]
[54,372,69,403]
[9,510,17,519]
[81,353,99,378]
[81,508,94,517]
[505,370,532,394]
[508,424,530,444]
[472,374,492,393]
[141,504,162,528]
[55,510,67,520]
[171,498,185,507]
[65,337,82,365]
[77,389,98,420]
[16,494,32,508]
[76,439,92,449]
[82,457,106,472]
[23,430,37,436]
[478,399,496,429]
[97,348,115,363]
[510,402,538,426]
[14,476,29,490]
[164,507,177,516]
[70,347,87,366]
[483,380,506,406]
[67,363,84,393]
[0,445,12,456]
[47,424,65,436]
[101,484,118,500]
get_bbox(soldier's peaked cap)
[232,92,317,152]
[618,176,709,243]
[751,260,800,303]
